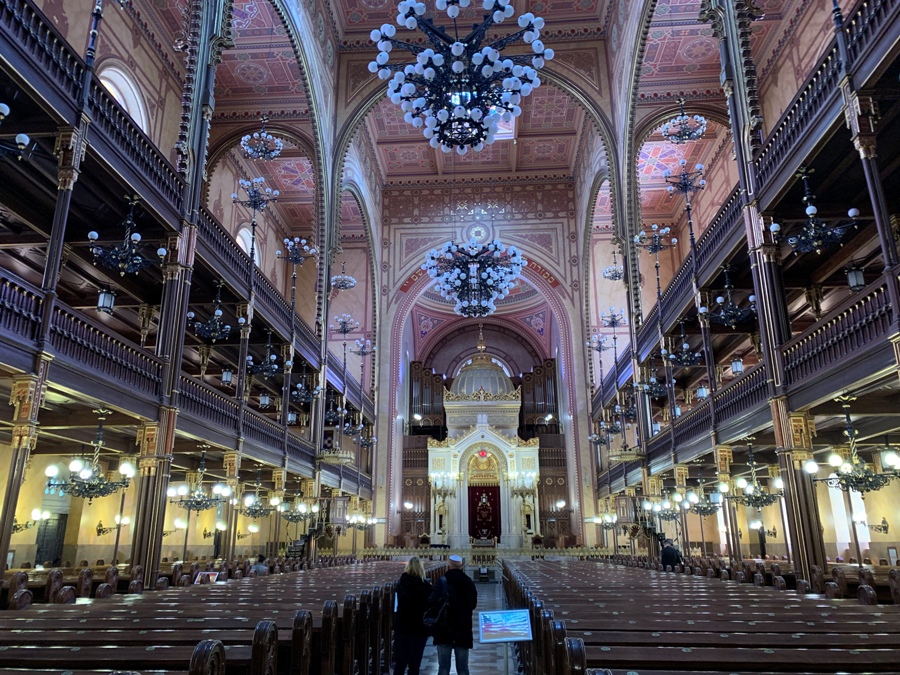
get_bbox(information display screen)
[478,609,533,643]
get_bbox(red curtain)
[468,486,501,539]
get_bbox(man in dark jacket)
[428,555,477,675]
[660,539,683,569]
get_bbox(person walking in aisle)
[394,557,433,675]
[428,554,478,675]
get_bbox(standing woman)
[394,557,433,675]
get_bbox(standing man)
[429,554,478,675]
[660,539,683,569]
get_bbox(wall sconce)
[866,517,889,534]
[287,410,298,425]
[202,527,214,539]
[259,392,272,408]
[236,531,251,540]
[221,368,233,387]
[97,288,116,315]
[96,515,130,536]
[12,509,50,533]
[845,264,866,292]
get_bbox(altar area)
[426,331,540,549]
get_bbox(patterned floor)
[416,581,518,675]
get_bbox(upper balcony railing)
[178,374,241,433]
[0,268,43,342]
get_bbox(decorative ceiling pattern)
[592,183,613,231]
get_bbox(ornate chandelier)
[248,330,289,379]
[770,168,859,255]
[44,409,134,503]
[239,470,277,518]
[318,441,356,465]
[240,117,284,161]
[637,357,667,399]
[188,280,231,343]
[660,97,707,145]
[656,494,680,522]
[707,265,756,329]
[368,0,553,152]
[668,320,702,367]
[279,483,314,524]
[808,396,898,493]
[601,307,626,328]
[731,442,782,509]
[167,451,230,513]
[330,261,357,292]
[602,249,624,281]
[423,238,525,317]
[686,473,721,517]
[277,236,317,267]
[291,364,322,404]
[88,197,167,276]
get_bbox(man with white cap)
[427,554,478,675]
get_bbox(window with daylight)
[826,475,871,549]
[98,65,148,133]
[236,226,260,267]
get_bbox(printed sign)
[194,572,219,584]
[478,609,533,644]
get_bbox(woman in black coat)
[394,556,433,675]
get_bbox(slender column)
[714,445,740,564]
[771,399,826,583]
[129,417,175,588]
[222,450,241,563]
[0,368,50,575]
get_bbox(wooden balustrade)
[178,375,240,430]
[694,189,743,273]
[672,399,712,447]
[754,47,842,191]
[783,279,893,387]
[243,408,287,449]
[0,270,43,341]
[845,0,898,66]
[253,266,293,337]
[0,0,84,108]
[50,307,162,395]
[87,81,184,213]
[197,207,253,288]
[711,362,768,423]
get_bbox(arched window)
[236,226,260,266]
[98,65,148,133]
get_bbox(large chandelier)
[601,307,626,329]
[602,249,624,282]
[167,451,231,513]
[188,280,232,343]
[686,473,721,517]
[88,197,167,276]
[248,330,289,379]
[330,261,357,292]
[240,117,284,161]
[291,364,322,404]
[668,320,702,367]
[660,97,707,145]
[423,238,525,317]
[368,0,553,152]
[239,470,277,518]
[280,483,315,524]
[807,396,899,493]
[318,441,356,465]
[770,168,859,255]
[44,409,134,503]
[708,265,756,329]
[656,493,681,522]
[731,442,782,509]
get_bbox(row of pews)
[0,558,445,675]
[503,558,900,674]
[614,553,900,604]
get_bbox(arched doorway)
[467,450,500,542]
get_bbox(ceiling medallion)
[422,238,525,317]
[368,0,554,152]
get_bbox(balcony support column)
[771,399,826,585]
[0,369,50,576]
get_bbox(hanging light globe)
[368,0,553,152]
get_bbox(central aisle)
[418,578,515,674]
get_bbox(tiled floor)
[416,581,517,675]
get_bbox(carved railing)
[243,408,286,449]
[782,279,893,387]
[694,189,743,273]
[672,400,712,447]
[712,363,768,424]
[0,269,42,341]
[50,307,162,395]
[197,207,253,288]
[645,431,671,458]
[845,0,898,66]
[0,0,84,108]
[87,81,184,213]
[286,433,315,464]
[607,446,646,465]
[178,375,240,431]
[253,267,293,336]
[754,46,842,190]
